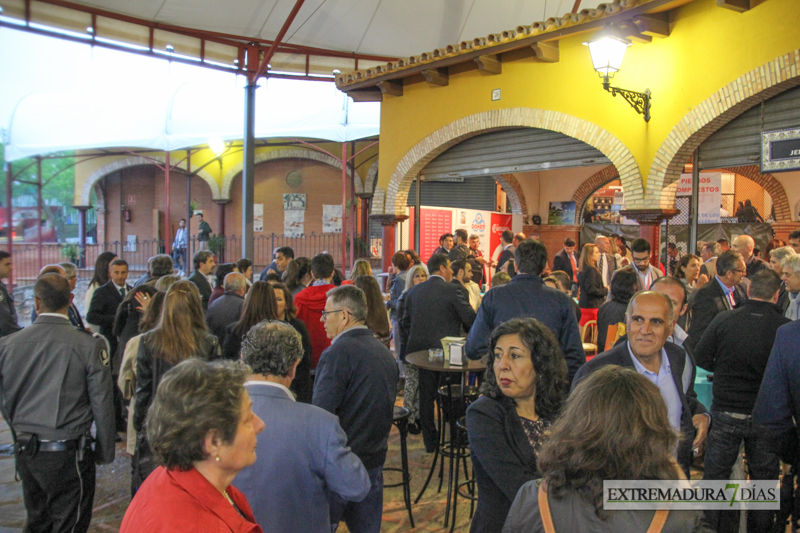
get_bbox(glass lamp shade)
[208,137,225,155]
[585,32,630,76]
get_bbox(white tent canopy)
[2,28,380,161]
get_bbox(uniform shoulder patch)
[99,348,110,367]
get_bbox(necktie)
[599,255,605,283]
[728,291,736,309]
[569,254,578,283]
[120,287,127,298]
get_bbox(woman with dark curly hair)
[466,317,568,533]
[503,366,712,532]
[121,359,265,532]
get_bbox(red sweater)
[120,467,262,533]
[294,283,333,368]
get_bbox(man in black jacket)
[188,250,215,311]
[401,253,476,451]
[695,270,787,532]
[552,237,578,292]
[572,291,709,475]
[313,285,398,533]
[685,250,746,353]
[495,230,514,272]
[466,239,585,382]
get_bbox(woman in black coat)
[465,318,568,533]
[577,243,608,327]
[596,267,638,351]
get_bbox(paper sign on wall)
[254,204,263,233]
[284,210,304,237]
[677,173,721,223]
[322,205,342,233]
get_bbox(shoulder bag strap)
[538,482,557,533]
[646,509,669,533]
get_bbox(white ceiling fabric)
[2,28,380,161]
[68,0,605,59]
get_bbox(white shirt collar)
[38,312,70,319]
[245,380,295,401]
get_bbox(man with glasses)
[314,285,399,533]
[59,262,85,329]
[628,238,662,292]
[685,250,747,353]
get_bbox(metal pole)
[341,143,348,271]
[36,156,42,273]
[165,151,170,250]
[414,176,421,254]
[690,149,700,255]
[349,140,356,266]
[6,163,13,290]
[186,173,192,266]
[242,82,256,260]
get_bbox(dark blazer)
[685,278,745,353]
[400,276,475,358]
[746,256,768,278]
[777,283,790,314]
[452,279,470,303]
[753,320,800,463]
[205,292,244,346]
[577,266,607,309]
[552,249,577,281]
[386,272,406,320]
[598,253,618,286]
[188,270,213,311]
[572,341,708,474]
[87,280,130,361]
[313,328,399,470]
[466,395,541,533]
[496,247,514,271]
[465,274,584,382]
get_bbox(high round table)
[405,350,486,531]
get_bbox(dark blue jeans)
[703,411,780,533]
[329,466,383,533]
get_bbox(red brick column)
[619,209,680,267]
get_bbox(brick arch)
[378,108,641,216]
[720,165,792,222]
[221,148,362,199]
[496,174,526,216]
[81,156,220,205]
[647,49,800,209]
[363,159,379,196]
[572,164,620,213]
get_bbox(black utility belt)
[16,433,80,454]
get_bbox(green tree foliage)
[1,143,76,241]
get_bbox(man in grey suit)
[188,250,215,311]
[205,272,246,346]
[234,321,370,533]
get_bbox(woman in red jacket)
[121,358,265,533]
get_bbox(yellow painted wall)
[377,0,800,201]
[73,141,379,205]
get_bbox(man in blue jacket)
[234,321,370,533]
[466,238,585,382]
[314,285,399,533]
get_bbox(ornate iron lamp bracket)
[602,76,651,122]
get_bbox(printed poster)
[489,213,513,265]
[253,204,263,233]
[548,201,577,225]
[419,208,454,263]
[322,205,342,233]
[677,173,722,223]
[282,193,306,210]
[284,210,304,237]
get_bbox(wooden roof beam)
[423,68,449,86]
[531,41,559,63]
[475,55,502,75]
[716,0,750,12]
[377,80,404,97]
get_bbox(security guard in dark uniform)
[0,250,21,337]
[0,273,115,533]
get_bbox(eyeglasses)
[733,269,746,274]
[632,257,650,264]
[321,309,348,320]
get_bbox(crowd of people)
[0,226,799,532]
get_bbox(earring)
[215,456,221,462]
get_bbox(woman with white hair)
[395,263,430,434]
[780,254,800,321]
[770,246,797,314]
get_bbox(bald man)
[732,235,767,278]
[572,291,709,475]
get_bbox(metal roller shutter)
[699,85,800,169]
[406,175,497,211]
[420,127,611,180]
